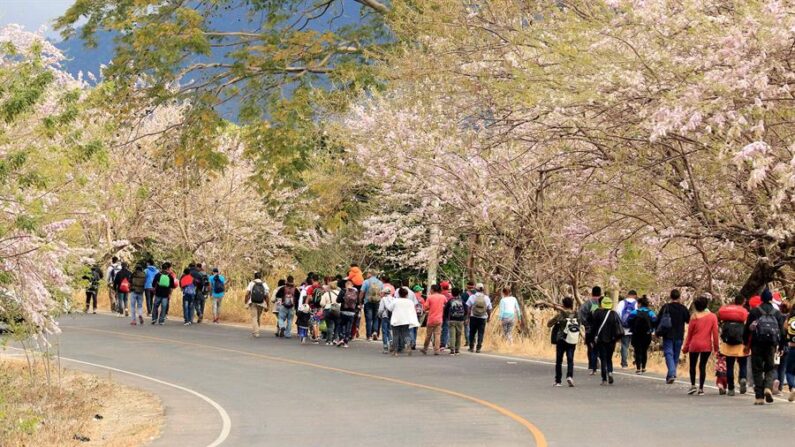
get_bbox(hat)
[749,295,762,308]
[601,297,613,309]
[412,285,423,292]
[761,288,773,303]
[440,281,450,290]
[476,282,485,291]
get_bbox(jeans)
[785,347,795,391]
[130,292,144,322]
[338,312,354,343]
[116,292,128,315]
[448,321,464,353]
[250,304,264,335]
[381,317,392,350]
[441,318,449,347]
[182,293,195,323]
[774,348,787,384]
[195,294,207,319]
[689,352,711,389]
[392,325,411,353]
[596,341,616,381]
[152,296,169,324]
[501,318,516,343]
[587,342,598,371]
[725,355,749,391]
[278,306,296,337]
[751,344,776,398]
[410,327,418,348]
[85,290,97,311]
[632,334,651,370]
[555,341,576,383]
[352,311,361,339]
[212,297,223,320]
[423,323,442,353]
[468,317,487,350]
[364,302,380,338]
[144,289,154,314]
[620,335,632,367]
[662,338,684,380]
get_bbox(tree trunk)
[738,259,777,300]
[426,201,441,293]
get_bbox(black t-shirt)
[152,272,175,298]
[659,302,690,340]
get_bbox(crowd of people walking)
[85,259,795,406]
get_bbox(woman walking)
[498,288,522,343]
[682,296,720,395]
[627,296,657,374]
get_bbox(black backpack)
[250,282,267,304]
[312,287,324,307]
[632,309,653,335]
[752,308,780,345]
[721,321,745,345]
[212,275,225,294]
[449,298,466,319]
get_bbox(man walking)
[208,267,226,323]
[82,265,102,314]
[194,263,210,323]
[129,263,147,325]
[745,288,786,405]
[106,256,121,313]
[143,259,158,316]
[361,271,384,341]
[179,267,197,326]
[113,261,133,317]
[151,263,176,325]
[245,272,270,337]
[548,297,580,386]
[276,276,298,338]
[377,287,394,353]
[445,288,467,355]
[466,283,492,353]
[616,290,639,368]
[578,287,602,374]
[657,289,690,384]
[421,284,447,355]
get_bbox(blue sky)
[0,0,74,38]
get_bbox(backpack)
[632,309,653,335]
[562,316,581,345]
[343,288,358,311]
[180,275,196,294]
[250,282,267,304]
[471,293,488,318]
[720,321,745,345]
[449,298,466,319]
[119,277,131,293]
[282,285,296,309]
[786,315,795,343]
[752,307,780,345]
[312,288,324,307]
[329,302,341,318]
[367,281,383,303]
[655,306,672,337]
[157,273,171,288]
[620,300,637,328]
[212,275,225,294]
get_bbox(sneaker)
[475,348,481,353]
[641,369,646,373]
[608,374,614,385]
[739,378,747,394]
[197,316,203,324]
[728,389,735,396]
[382,349,389,355]
[788,390,795,402]
[697,389,705,396]
[343,343,349,348]
[468,347,474,353]
[138,315,144,325]
[773,380,781,395]
[92,311,97,314]
[84,308,88,314]
[253,333,260,338]
[420,349,428,355]
[151,320,156,325]
[600,380,607,386]
[433,352,440,356]
[688,386,698,395]
[130,321,137,326]
[635,370,641,375]
[764,388,774,403]
[554,383,562,387]
[589,370,597,376]
[718,387,726,396]
[183,322,191,326]
[567,377,575,387]
[158,322,164,325]
[125,310,129,317]
[754,398,765,406]
[666,377,675,384]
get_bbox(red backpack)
[119,277,131,293]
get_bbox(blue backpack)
[621,300,637,328]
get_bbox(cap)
[476,283,484,290]
[412,285,423,292]
[440,281,450,290]
[601,297,613,309]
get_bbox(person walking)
[445,288,467,355]
[143,259,158,316]
[498,287,522,343]
[193,263,210,323]
[460,282,476,346]
[206,267,226,323]
[271,279,286,336]
[466,284,492,353]
[377,287,395,354]
[113,261,132,317]
[784,306,795,402]
[151,263,176,325]
[321,281,340,345]
[657,289,691,384]
[616,290,639,368]
[588,297,623,385]
[106,256,121,313]
[421,284,447,355]
[129,264,147,326]
[682,296,720,395]
[276,276,299,338]
[361,271,384,341]
[548,297,580,387]
[626,296,657,374]
[410,284,425,350]
[179,268,197,326]
[244,272,270,337]
[745,288,786,405]
[387,287,420,356]
[717,294,750,395]
[578,287,603,375]
[439,281,453,350]
[82,265,102,314]
[336,280,359,348]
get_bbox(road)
[38,313,795,446]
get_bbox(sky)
[0,0,75,38]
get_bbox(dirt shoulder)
[0,356,162,447]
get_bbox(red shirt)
[683,311,720,354]
[424,293,447,326]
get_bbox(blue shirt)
[144,265,159,289]
[361,277,383,298]
[208,274,226,298]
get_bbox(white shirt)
[615,298,637,335]
[246,279,270,306]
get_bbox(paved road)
[38,313,795,447]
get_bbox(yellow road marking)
[68,326,548,447]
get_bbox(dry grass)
[0,355,162,447]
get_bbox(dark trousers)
[689,352,711,388]
[752,344,776,398]
[152,296,169,324]
[392,325,411,353]
[441,318,449,347]
[85,290,97,311]
[195,293,206,318]
[144,289,154,314]
[587,342,599,371]
[468,317,487,350]
[632,335,651,370]
[338,313,354,343]
[555,341,576,383]
[364,302,380,338]
[725,355,748,391]
[182,293,195,323]
[596,341,616,381]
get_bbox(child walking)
[296,304,312,344]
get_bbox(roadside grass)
[0,355,161,446]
